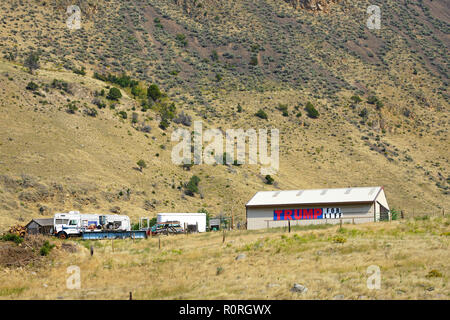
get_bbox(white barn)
[245,186,390,230]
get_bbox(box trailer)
[157,213,206,233]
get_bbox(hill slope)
[0,0,448,229]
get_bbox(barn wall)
[26,221,40,235]
[247,203,375,230]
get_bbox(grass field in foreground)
[0,216,448,300]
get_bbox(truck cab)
[54,211,85,239]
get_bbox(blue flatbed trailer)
[81,230,148,240]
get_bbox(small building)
[26,218,54,235]
[208,216,232,231]
[157,213,207,232]
[246,186,390,230]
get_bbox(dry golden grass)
[0,216,448,300]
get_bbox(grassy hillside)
[0,0,448,230]
[0,217,448,299]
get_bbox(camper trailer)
[54,211,131,239]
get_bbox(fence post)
[339,219,342,229]
[352,218,355,225]
[222,229,226,243]
[129,292,132,300]
[90,245,94,256]
[158,236,161,250]
[443,209,445,217]
[288,220,291,233]
[401,210,404,219]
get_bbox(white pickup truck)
[54,211,131,239]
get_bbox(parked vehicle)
[54,211,131,239]
[157,213,206,232]
[151,221,184,236]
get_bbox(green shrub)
[107,87,122,100]
[137,159,147,171]
[72,66,86,76]
[255,109,268,120]
[93,98,106,109]
[176,34,188,46]
[265,175,274,185]
[147,84,162,101]
[359,108,369,119]
[85,107,98,117]
[118,111,127,119]
[40,240,55,256]
[24,51,40,73]
[198,208,211,228]
[305,102,319,119]
[185,175,200,196]
[131,223,140,231]
[216,266,224,275]
[51,79,72,94]
[1,233,23,244]
[376,100,384,109]
[367,95,379,105]
[158,102,176,130]
[131,85,145,99]
[351,95,362,103]
[66,102,78,114]
[26,81,38,91]
[94,73,138,88]
[210,50,219,61]
[159,118,169,130]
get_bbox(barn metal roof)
[246,186,383,207]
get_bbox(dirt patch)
[61,243,78,253]
[0,235,48,268]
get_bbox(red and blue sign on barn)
[273,208,342,220]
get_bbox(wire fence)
[397,209,447,219]
[254,208,448,231]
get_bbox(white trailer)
[54,211,131,239]
[157,213,206,233]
